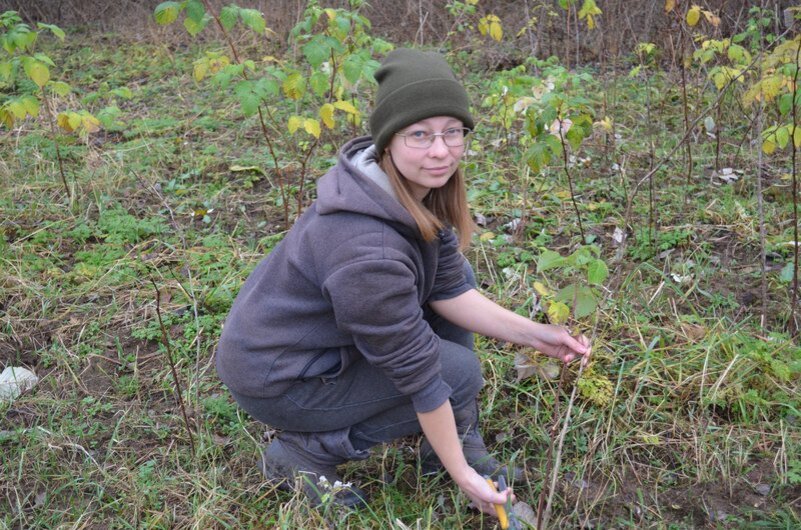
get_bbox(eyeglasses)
[395,127,471,149]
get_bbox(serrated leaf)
[111,87,133,99]
[776,126,790,149]
[537,249,564,272]
[184,14,210,36]
[81,113,101,134]
[154,1,182,25]
[7,100,26,119]
[587,259,608,285]
[320,103,335,129]
[686,5,701,26]
[239,8,266,34]
[309,70,329,97]
[342,54,364,84]
[304,118,321,138]
[185,0,205,23]
[56,112,74,131]
[0,108,13,128]
[20,95,39,117]
[555,284,597,318]
[282,71,305,100]
[37,23,65,41]
[547,301,570,325]
[23,58,49,88]
[234,81,260,116]
[287,115,303,134]
[193,59,209,82]
[48,80,71,96]
[219,5,238,30]
[533,281,551,297]
[303,35,332,68]
[332,100,358,115]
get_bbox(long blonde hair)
[378,155,475,250]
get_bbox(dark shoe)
[260,435,369,509]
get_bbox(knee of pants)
[439,339,483,407]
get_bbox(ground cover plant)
[2,1,801,528]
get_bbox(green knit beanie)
[369,48,474,155]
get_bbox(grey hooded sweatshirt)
[215,136,472,414]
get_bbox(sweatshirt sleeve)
[321,256,452,413]
[429,229,472,301]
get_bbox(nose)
[428,134,450,157]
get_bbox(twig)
[150,277,196,457]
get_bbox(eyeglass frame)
[394,127,472,149]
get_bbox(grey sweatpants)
[229,262,483,453]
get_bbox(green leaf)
[776,125,790,149]
[20,95,39,117]
[309,70,329,97]
[219,5,239,30]
[110,87,133,99]
[303,35,333,68]
[22,57,49,88]
[36,23,65,41]
[537,249,564,272]
[154,1,182,25]
[0,61,12,81]
[239,8,266,34]
[48,80,71,96]
[185,0,205,23]
[555,284,597,318]
[234,81,260,116]
[184,15,210,37]
[587,259,608,285]
[780,262,795,283]
[33,53,55,67]
[342,54,364,84]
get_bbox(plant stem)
[40,88,70,199]
[789,36,801,336]
[151,277,196,457]
[558,116,585,241]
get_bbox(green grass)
[1,25,801,530]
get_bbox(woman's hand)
[453,467,513,516]
[530,324,591,364]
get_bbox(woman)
[215,48,590,516]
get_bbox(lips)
[424,165,452,176]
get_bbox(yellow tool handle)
[485,477,509,529]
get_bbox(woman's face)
[386,116,466,201]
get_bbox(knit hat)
[369,48,474,154]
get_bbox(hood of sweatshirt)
[315,136,420,239]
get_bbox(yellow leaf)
[703,10,721,27]
[547,301,570,325]
[8,100,26,119]
[81,114,101,134]
[57,112,73,131]
[332,100,358,115]
[25,60,50,88]
[21,96,39,117]
[324,8,337,20]
[320,103,335,129]
[478,15,503,41]
[479,231,495,242]
[533,281,551,297]
[67,112,81,131]
[794,126,801,149]
[304,118,321,138]
[665,0,676,12]
[762,140,776,155]
[640,434,660,445]
[0,108,13,128]
[287,115,303,134]
[193,60,208,82]
[686,5,701,26]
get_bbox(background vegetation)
[1,0,800,528]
